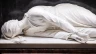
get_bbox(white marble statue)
[2,3,96,43]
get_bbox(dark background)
[1,0,96,53]
[1,0,96,37]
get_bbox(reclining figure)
[2,3,96,43]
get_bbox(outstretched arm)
[24,27,87,43]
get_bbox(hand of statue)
[76,32,90,42]
[70,34,89,43]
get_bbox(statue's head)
[1,20,22,39]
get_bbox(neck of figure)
[19,17,30,30]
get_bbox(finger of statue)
[70,34,86,43]
[75,37,86,43]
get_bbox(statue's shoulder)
[27,6,45,13]
[27,5,54,13]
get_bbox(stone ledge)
[0,36,96,48]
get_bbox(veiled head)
[1,20,22,39]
